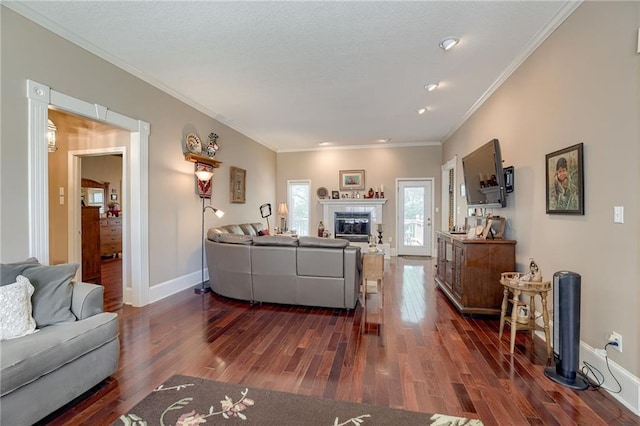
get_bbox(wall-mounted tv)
[462,138,506,208]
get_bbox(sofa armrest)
[71,282,105,319]
[343,246,362,309]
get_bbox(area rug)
[114,375,483,425]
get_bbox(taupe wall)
[442,2,639,376]
[1,7,276,288]
[277,145,442,244]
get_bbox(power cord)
[581,342,622,393]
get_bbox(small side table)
[362,252,384,341]
[499,272,552,358]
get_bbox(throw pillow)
[0,258,41,286]
[20,263,79,327]
[258,230,270,236]
[0,275,37,340]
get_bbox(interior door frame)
[69,148,126,294]
[395,178,435,256]
[26,79,150,306]
[441,156,457,232]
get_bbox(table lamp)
[278,202,288,232]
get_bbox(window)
[287,180,310,236]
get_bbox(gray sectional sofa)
[206,223,362,309]
[0,261,119,425]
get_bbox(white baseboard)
[533,314,639,416]
[579,341,640,416]
[149,270,206,304]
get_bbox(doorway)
[396,178,434,256]
[27,80,150,306]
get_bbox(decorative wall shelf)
[184,153,222,168]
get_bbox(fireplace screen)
[334,212,371,242]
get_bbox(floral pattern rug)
[114,375,483,425]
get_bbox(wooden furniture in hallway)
[81,206,101,284]
[100,216,122,257]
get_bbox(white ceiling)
[9,1,578,152]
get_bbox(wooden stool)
[499,272,552,358]
[362,252,384,343]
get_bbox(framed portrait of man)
[545,143,584,214]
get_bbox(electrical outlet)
[388,237,392,243]
[607,332,622,352]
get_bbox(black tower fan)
[544,271,588,390]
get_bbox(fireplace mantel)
[318,199,387,240]
[318,199,387,207]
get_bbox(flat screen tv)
[462,138,506,208]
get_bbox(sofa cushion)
[207,227,229,241]
[297,247,345,278]
[253,235,299,246]
[0,312,118,396]
[0,259,41,286]
[0,276,37,340]
[216,234,253,245]
[298,236,349,248]
[20,264,79,327]
[251,222,265,234]
[223,224,244,235]
[239,224,257,236]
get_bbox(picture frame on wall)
[331,190,339,199]
[545,143,584,215]
[339,169,365,191]
[230,166,246,204]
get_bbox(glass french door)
[397,179,433,256]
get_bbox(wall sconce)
[194,168,224,294]
[47,119,58,152]
[277,202,288,232]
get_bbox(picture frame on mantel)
[339,170,365,191]
[230,166,246,204]
[545,143,584,215]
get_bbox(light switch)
[59,195,65,205]
[614,206,624,224]
[59,187,64,196]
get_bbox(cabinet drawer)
[101,226,121,237]
[100,217,122,226]
[101,242,122,254]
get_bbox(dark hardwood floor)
[101,257,123,312]
[41,257,638,425]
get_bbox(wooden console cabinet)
[100,216,122,257]
[435,231,516,315]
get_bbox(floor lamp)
[195,169,224,294]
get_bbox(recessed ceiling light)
[318,141,331,146]
[425,83,439,92]
[417,108,427,115]
[376,138,391,143]
[439,37,459,51]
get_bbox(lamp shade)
[278,202,288,215]
[195,170,214,182]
